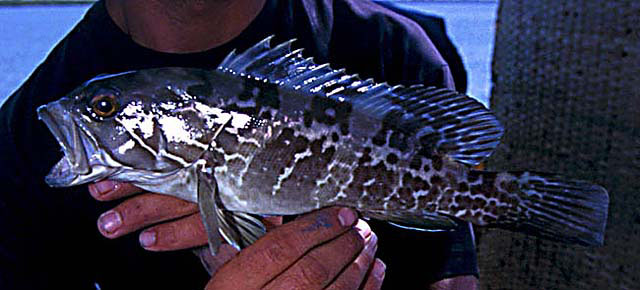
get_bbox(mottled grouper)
[38,37,608,255]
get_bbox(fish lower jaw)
[45,157,78,187]
[45,157,115,187]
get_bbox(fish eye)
[90,94,119,118]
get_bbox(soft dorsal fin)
[218,36,503,166]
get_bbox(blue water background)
[0,2,497,106]
[393,1,498,106]
[0,4,91,103]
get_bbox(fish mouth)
[38,102,116,187]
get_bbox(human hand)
[89,180,283,250]
[205,207,385,290]
[89,180,207,250]
[89,181,385,289]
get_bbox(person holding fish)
[2,0,608,289]
[0,0,477,288]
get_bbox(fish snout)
[38,101,93,186]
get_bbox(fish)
[37,36,609,255]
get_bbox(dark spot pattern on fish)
[445,172,458,185]
[306,95,352,132]
[389,131,408,150]
[239,77,281,110]
[371,109,413,152]
[371,132,386,146]
[471,182,494,198]
[331,132,340,142]
[186,83,212,98]
[458,182,469,192]
[357,147,373,165]
[388,186,416,208]
[500,180,519,194]
[409,155,422,170]
[430,155,443,171]
[468,171,481,183]
[386,153,398,165]
[403,173,431,191]
[303,110,313,128]
[430,175,444,186]
[225,103,258,116]
[419,187,440,210]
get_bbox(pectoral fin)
[217,209,267,251]
[196,164,224,255]
[195,158,266,256]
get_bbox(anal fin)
[364,209,458,232]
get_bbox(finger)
[194,244,239,276]
[263,227,366,290]
[325,231,378,290]
[353,218,372,239]
[361,259,386,290]
[262,216,283,231]
[139,212,208,251]
[97,193,198,238]
[88,180,143,201]
[207,207,358,289]
[141,215,284,251]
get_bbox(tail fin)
[496,171,609,246]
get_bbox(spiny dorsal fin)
[218,36,503,166]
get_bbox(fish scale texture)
[478,0,640,289]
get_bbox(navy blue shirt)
[0,1,476,289]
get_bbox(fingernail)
[373,259,386,279]
[98,210,122,234]
[90,180,118,196]
[338,208,357,226]
[139,230,156,247]
[365,232,378,248]
[355,219,372,239]
[362,232,378,258]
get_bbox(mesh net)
[476,0,640,289]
